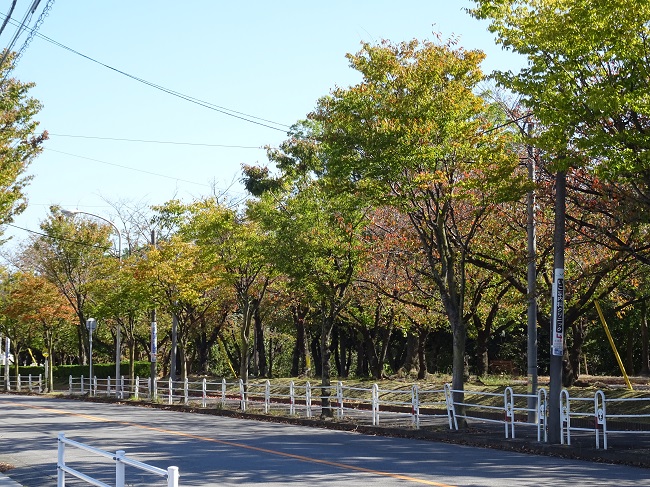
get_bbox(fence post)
[167,466,180,487]
[239,379,246,412]
[444,383,457,430]
[538,388,548,443]
[39,373,43,393]
[120,375,125,399]
[595,390,607,450]
[504,386,515,439]
[81,375,85,395]
[264,380,270,413]
[337,381,343,419]
[135,376,140,400]
[289,381,295,415]
[221,378,226,408]
[115,450,126,487]
[168,377,173,405]
[57,432,66,487]
[184,378,189,405]
[372,383,379,426]
[412,385,420,429]
[28,374,32,392]
[202,378,207,408]
[306,381,312,418]
[16,374,20,392]
[560,389,571,445]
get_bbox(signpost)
[86,318,97,395]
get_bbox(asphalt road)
[0,394,648,487]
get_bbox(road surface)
[0,394,647,486]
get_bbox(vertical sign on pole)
[551,269,565,357]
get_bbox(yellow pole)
[595,301,633,391]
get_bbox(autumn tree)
[26,208,114,365]
[310,40,526,409]
[2,271,75,389]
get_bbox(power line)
[5,222,111,250]
[48,133,265,149]
[16,23,292,132]
[44,148,212,187]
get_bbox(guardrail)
[57,432,179,487]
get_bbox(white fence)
[0,374,43,393]
[57,432,179,487]
[561,389,650,449]
[64,376,650,449]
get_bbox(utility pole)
[548,171,567,443]
[150,230,158,400]
[526,121,538,422]
[171,311,178,380]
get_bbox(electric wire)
[48,133,265,149]
[5,223,111,250]
[7,19,292,132]
[44,148,213,187]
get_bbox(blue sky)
[1,1,522,255]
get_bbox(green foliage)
[0,53,46,240]
[471,0,650,176]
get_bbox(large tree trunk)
[320,311,334,418]
[253,299,267,377]
[563,319,587,387]
[399,331,420,377]
[417,329,429,380]
[474,315,489,376]
[641,300,650,376]
[290,305,308,377]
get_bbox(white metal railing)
[0,374,43,393]
[57,432,179,487]
[447,386,548,439]
[410,385,451,429]
[560,389,596,446]
[561,389,650,450]
[63,376,650,448]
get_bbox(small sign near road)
[86,318,97,332]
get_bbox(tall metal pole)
[548,171,567,443]
[171,311,178,380]
[150,230,158,400]
[526,122,538,422]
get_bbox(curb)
[0,473,22,487]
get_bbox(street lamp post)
[62,209,123,395]
[86,318,97,395]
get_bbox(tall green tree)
[311,39,525,407]
[249,180,370,415]
[27,208,113,364]
[470,0,650,184]
[0,55,47,240]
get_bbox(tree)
[176,198,270,384]
[27,208,113,365]
[2,271,75,390]
[311,39,525,410]
[249,181,370,416]
[0,54,47,240]
[471,1,650,174]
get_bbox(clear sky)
[1,1,522,257]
